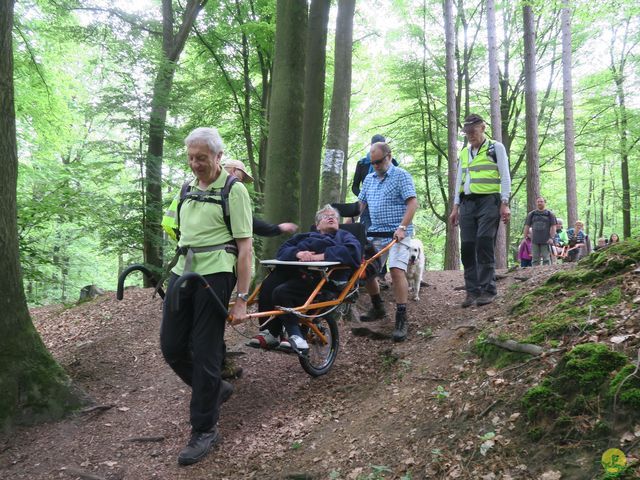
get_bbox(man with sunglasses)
[357,142,418,342]
[449,114,511,308]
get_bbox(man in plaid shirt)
[358,142,419,342]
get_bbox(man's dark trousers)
[459,193,501,296]
[160,271,235,432]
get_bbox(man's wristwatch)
[236,292,250,302]
[398,225,407,231]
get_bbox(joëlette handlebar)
[117,264,165,300]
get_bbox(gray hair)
[184,127,225,154]
[315,204,340,223]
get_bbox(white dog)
[406,238,425,301]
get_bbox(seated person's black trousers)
[258,268,319,338]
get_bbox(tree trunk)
[143,0,206,285]
[262,0,307,257]
[486,0,507,268]
[609,20,632,239]
[561,0,578,227]
[300,0,330,229]
[522,4,540,212]
[443,0,460,270]
[0,0,82,428]
[320,0,355,207]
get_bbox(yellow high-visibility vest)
[459,139,500,194]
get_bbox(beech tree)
[320,0,356,206]
[487,0,507,269]
[561,0,578,227]
[143,0,207,284]
[300,0,330,228]
[522,3,540,211]
[0,0,81,429]
[262,0,307,256]
[443,0,460,270]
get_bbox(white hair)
[315,204,340,223]
[184,127,225,154]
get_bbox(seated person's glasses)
[319,214,338,221]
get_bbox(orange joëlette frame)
[227,238,398,346]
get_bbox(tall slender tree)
[561,0,578,226]
[609,17,636,239]
[320,0,355,206]
[143,0,207,284]
[263,0,308,256]
[0,0,81,429]
[443,0,460,270]
[522,3,540,211]
[300,0,330,228]
[486,0,507,268]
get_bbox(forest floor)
[1,263,638,480]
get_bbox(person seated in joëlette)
[250,205,362,353]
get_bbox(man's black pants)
[160,271,235,433]
[459,193,501,296]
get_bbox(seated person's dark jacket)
[276,230,362,281]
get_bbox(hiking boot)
[360,304,386,322]
[218,380,233,408]
[461,293,478,308]
[177,427,221,466]
[476,292,496,306]
[221,358,243,380]
[392,310,408,342]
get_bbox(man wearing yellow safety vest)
[449,114,511,308]
[160,127,253,466]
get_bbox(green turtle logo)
[601,448,626,474]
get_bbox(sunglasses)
[371,154,389,166]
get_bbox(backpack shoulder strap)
[220,175,239,234]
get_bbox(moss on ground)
[550,343,627,395]
[609,364,640,409]
[521,383,565,421]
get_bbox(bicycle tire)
[299,315,339,377]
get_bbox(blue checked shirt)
[358,165,417,240]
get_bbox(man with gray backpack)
[523,196,557,266]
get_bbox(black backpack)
[175,175,238,240]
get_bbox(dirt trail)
[0,268,574,479]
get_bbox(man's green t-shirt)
[172,168,252,276]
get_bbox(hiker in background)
[351,134,398,289]
[160,127,253,466]
[523,196,557,266]
[449,114,511,308]
[566,220,589,262]
[224,159,298,237]
[552,218,569,261]
[358,141,418,342]
[609,233,620,245]
[594,237,608,251]
[518,233,533,267]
